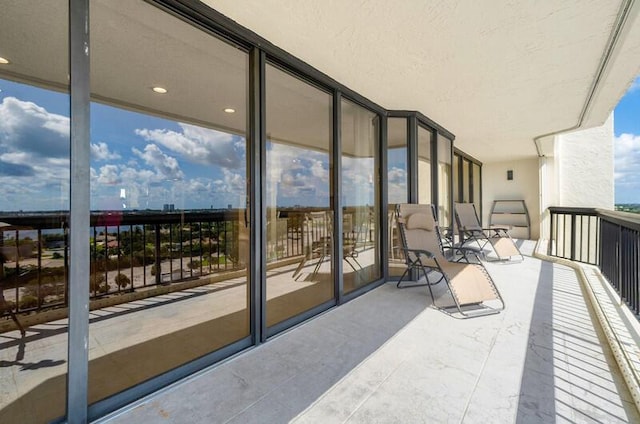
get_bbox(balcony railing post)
[570,213,576,261]
[155,224,161,285]
[63,223,69,306]
[548,211,554,256]
[548,207,640,321]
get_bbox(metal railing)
[549,207,640,316]
[0,209,306,317]
[0,206,379,320]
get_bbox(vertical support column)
[333,92,344,304]
[380,115,389,281]
[407,116,418,282]
[407,116,418,204]
[67,0,90,422]
[430,130,438,216]
[249,47,265,343]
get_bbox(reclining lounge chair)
[454,202,524,262]
[396,203,505,318]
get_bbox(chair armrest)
[402,247,435,259]
[448,245,482,263]
[486,227,510,237]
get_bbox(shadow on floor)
[516,261,638,423]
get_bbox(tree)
[114,273,131,290]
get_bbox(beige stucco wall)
[555,113,614,209]
[482,158,541,240]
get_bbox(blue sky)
[614,76,640,203]
[0,79,248,212]
[0,79,355,212]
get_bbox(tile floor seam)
[341,357,409,424]
[458,314,504,424]
[221,373,299,424]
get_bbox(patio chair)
[396,203,504,318]
[0,290,26,337]
[292,211,362,281]
[454,203,523,262]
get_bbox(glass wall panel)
[453,154,461,203]
[463,159,470,202]
[265,64,333,326]
[417,125,433,205]
[0,2,70,422]
[342,100,381,292]
[472,162,482,221]
[387,118,408,277]
[89,0,249,405]
[437,135,452,228]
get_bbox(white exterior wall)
[555,113,614,209]
[536,113,614,240]
[482,158,541,240]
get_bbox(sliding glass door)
[265,64,334,328]
[341,99,381,293]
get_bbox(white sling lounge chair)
[396,203,505,318]
[454,203,524,262]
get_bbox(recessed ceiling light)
[0,57,9,65]
[224,108,235,113]
[152,86,167,94]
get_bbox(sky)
[614,76,640,204]
[0,79,376,212]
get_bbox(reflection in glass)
[453,154,460,203]
[88,0,249,406]
[438,135,452,229]
[473,162,482,220]
[342,100,381,292]
[463,159,470,202]
[0,1,70,422]
[265,64,333,327]
[387,118,408,277]
[418,125,433,205]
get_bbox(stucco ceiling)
[203,0,640,162]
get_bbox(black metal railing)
[548,207,640,316]
[0,206,378,320]
[0,209,306,317]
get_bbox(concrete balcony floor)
[100,240,639,424]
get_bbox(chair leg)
[396,265,413,288]
[10,310,25,337]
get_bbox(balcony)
[1,211,639,422]
[97,240,638,423]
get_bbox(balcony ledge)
[535,239,640,414]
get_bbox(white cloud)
[135,123,244,169]
[91,142,121,161]
[213,168,245,194]
[614,133,640,181]
[628,76,640,93]
[132,144,184,181]
[265,142,331,205]
[0,96,69,159]
[342,156,375,206]
[95,164,121,185]
[0,97,73,211]
[614,133,640,203]
[388,167,407,184]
